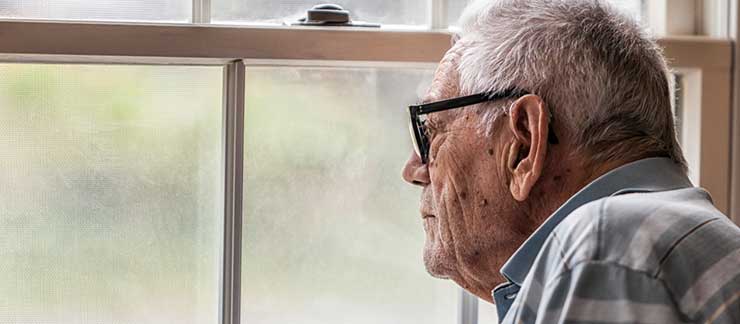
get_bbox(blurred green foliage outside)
[0,64,457,324]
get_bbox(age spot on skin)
[460,191,468,200]
[487,149,494,156]
[479,199,488,207]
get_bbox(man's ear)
[506,95,550,201]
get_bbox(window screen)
[0,64,223,324]
[212,0,428,26]
[448,0,644,27]
[0,0,190,22]
[241,66,458,324]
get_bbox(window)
[0,64,223,323]
[0,1,734,324]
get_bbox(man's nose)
[402,152,431,186]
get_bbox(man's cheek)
[428,162,455,201]
[436,189,470,242]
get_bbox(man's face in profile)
[403,40,536,296]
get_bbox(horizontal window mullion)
[0,21,729,71]
[0,20,451,63]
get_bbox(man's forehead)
[422,40,469,103]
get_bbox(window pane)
[448,0,472,27]
[672,72,700,185]
[448,0,643,28]
[0,0,190,22]
[213,0,427,26]
[608,0,643,20]
[479,298,499,323]
[242,67,457,324]
[0,64,223,324]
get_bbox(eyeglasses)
[407,90,558,164]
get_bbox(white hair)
[457,0,687,171]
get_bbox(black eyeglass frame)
[408,89,558,164]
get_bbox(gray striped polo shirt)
[493,157,740,323]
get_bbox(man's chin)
[423,246,455,279]
[425,266,451,279]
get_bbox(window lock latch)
[292,3,380,28]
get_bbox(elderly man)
[402,0,740,323]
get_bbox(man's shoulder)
[535,187,740,276]
[596,188,738,272]
[541,187,740,322]
[551,187,739,273]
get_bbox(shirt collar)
[499,157,693,285]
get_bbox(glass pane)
[479,298,499,323]
[0,0,190,22]
[448,0,472,27]
[672,72,699,185]
[608,0,643,20]
[212,0,428,26]
[448,0,643,28]
[242,67,457,324]
[0,64,223,324]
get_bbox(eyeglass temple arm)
[410,90,527,115]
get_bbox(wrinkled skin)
[402,41,595,302]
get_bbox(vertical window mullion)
[221,60,245,324]
[193,0,212,24]
[429,0,449,29]
[645,0,699,36]
[698,0,731,37]
[459,289,479,324]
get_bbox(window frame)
[661,37,733,217]
[0,2,734,324]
